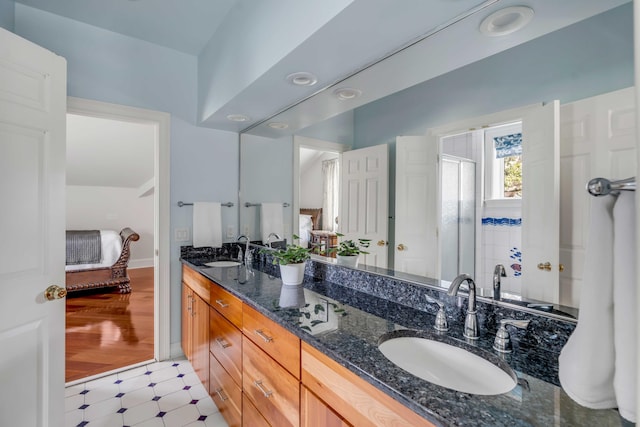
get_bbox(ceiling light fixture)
[268,122,289,130]
[479,6,534,37]
[226,114,250,122]
[333,87,362,101]
[286,72,318,87]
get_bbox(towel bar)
[177,201,234,207]
[587,177,635,196]
[244,202,290,208]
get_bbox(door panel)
[0,28,67,427]
[340,145,389,268]
[395,136,439,277]
[521,101,560,303]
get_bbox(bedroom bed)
[65,227,140,294]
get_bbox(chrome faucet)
[236,234,250,264]
[493,264,506,300]
[447,274,479,340]
[265,233,282,248]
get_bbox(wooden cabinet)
[182,265,210,393]
[301,342,434,427]
[301,385,351,427]
[243,336,300,427]
[243,303,300,378]
[209,306,242,386]
[210,351,242,427]
[243,394,271,427]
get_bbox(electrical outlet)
[243,225,249,236]
[175,228,190,242]
[226,225,235,239]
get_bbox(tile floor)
[65,359,229,427]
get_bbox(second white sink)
[378,335,517,395]
[204,261,241,268]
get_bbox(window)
[484,122,522,201]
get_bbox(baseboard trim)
[129,258,154,269]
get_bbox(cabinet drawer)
[301,342,434,427]
[210,306,242,386]
[243,303,300,378]
[243,337,300,427]
[182,264,210,303]
[210,281,243,328]
[243,394,271,427]
[209,353,241,427]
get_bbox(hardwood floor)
[65,267,154,382]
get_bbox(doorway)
[65,98,171,384]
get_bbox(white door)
[0,28,67,427]
[395,136,439,277]
[559,87,636,308]
[521,101,560,303]
[339,144,389,268]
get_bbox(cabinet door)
[181,283,193,360]
[210,306,242,386]
[210,353,242,427]
[301,385,351,427]
[243,337,300,427]
[192,292,210,391]
[243,394,271,427]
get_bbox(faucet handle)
[425,296,449,332]
[493,319,530,353]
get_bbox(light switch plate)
[226,226,235,239]
[175,228,190,242]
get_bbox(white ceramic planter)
[279,284,306,308]
[279,262,306,286]
[336,254,359,268]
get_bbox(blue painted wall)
[0,0,14,31]
[14,3,239,351]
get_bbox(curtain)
[494,132,522,158]
[322,158,339,232]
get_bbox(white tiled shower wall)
[480,205,522,296]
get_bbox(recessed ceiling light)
[333,87,362,101]
[226,114,250,122]
[479,6,534,37]
[268,122,289,130]
[286,72,318,87]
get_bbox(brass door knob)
[397,243,406,251]
[537,262,552,271]
[377,240,387,246]
[45,285,67,301]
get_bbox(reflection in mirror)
[240,3,635,319]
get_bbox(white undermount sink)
[378,336,517,395]
[204,261,241,268]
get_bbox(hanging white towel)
[192,202,222,248]
[261,203,284,244]
[558,196,616,409]
[613,192,637,423]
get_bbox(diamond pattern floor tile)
[65,358,227,427]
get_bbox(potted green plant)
[262,235,310,286]
[330,233,370,268]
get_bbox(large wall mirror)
[239,1,635,319]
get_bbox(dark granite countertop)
[181,257,622,427]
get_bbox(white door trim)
[66,97,171,366]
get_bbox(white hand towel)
[261,203,284,244]
[558,196,616,409]
[613,192,637,423]
[192,202,222,248]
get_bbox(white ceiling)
[15,0,631,136]
[14,0,238,55]
[66,114,155,189]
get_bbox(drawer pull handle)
[254,329,273,343]
[215,299,229,308]
[215,338,231,349]
[253,380,273,398]
[214,387,229,402]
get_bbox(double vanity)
[181,246,622,426]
